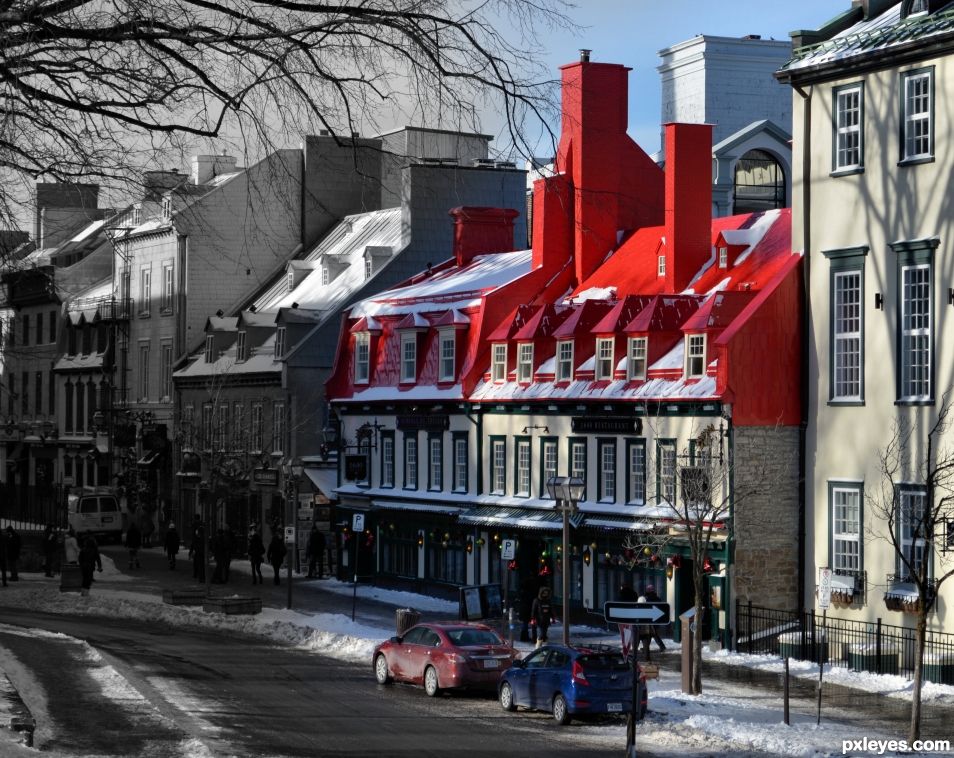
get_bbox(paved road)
[0,608,637,757]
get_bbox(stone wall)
[732,424,800,612]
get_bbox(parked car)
[498,645,648,725]
[373,622,517,696]
[68,489,124,543]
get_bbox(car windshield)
[446,628,503,646]
[577,652,628,671]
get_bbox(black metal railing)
[736,600,954,684]
[0,483,67,531]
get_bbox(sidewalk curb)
[0,672,36,747]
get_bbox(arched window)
[733,149,785,215]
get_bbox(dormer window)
[439,331,456,382]
[491,344,507,383]
[236,331,247,362]
[354,332,370,383]
[132,204,142,226]
[595,338,614,380]
[556,340,574,382]
[685,334,706,378]
[287,271,295,293]
[628,337,647,380]
[718,246,728,268]
[400,333,417,383]
[517,343,533,383]
[364,257,373,281]
[657,255,666,277]
[274,327,286,359]
[204,335,214,364]
[321,267,330,286]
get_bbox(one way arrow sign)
[603,601,670,626]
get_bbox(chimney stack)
[191,153,238,185]
[664,122,713,293]
[449,207,518,267]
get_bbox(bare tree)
[1,0,572,233]
[868,392,954,744]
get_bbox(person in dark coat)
[530,586,554,649]
[266,532,287,586]
[306,526,326,579]
[247,526,265,585]
[643,583,667,652]
[188,516,205,583]
[0,528,8,587]
[164,522,180,570]
[43,524,58,577]
[78,536,102,596]
[5,526,21,581]
[124,522,142,569]
[519,575,538,643]
[222,525,235,582]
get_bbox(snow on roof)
[571,286,617,303]
[69,219,107,243]
[208,316,238,331]
[469,371,717,403]
[175,332,280,379]
[352,249,532,319]
[344,383,465,402]
[129,217,169,236]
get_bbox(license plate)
[607,703,622,713]
[482,659,499,669]
[102,517,113,523]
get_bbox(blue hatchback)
[498,645,645,725]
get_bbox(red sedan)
[373,622,517,696]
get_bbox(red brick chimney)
[450,207,518,267]
[531,51,664,286]
[664,123,713,293]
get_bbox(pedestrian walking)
[643,584,668,652]
[78,536,102,596]
[0,527,8,587]
[530,586,554,649]
[306,525,326,579]
[519,576,538,643]
[222,525,235,582]
[124,522,142,569]
[189,515,205,583]
[248,525,265,585]
[164,522,180,570]
[266,531,287,586]
[5,526,21,581]
[211,529,229,583]
[63,527,80,564]
[42,524,58,577]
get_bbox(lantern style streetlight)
[546,475,585,646]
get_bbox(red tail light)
[571,660,590,686]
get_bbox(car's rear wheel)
[499,682,516,711]
[373,654,392,685]
[552,693,571,725]
[423,666,440,697]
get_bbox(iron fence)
[736,600,954,685]
[0,483,67,531]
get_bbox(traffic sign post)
[603,601,670,625]
[501,539,516,561]
[816,567,832,725]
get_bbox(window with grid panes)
[900,263,931,400]
[272,402,285,454]
[354,332,370,383]
[404,434,418,488]
[251,403,263,451]
[831,485,862,574]
[901,70,932,161]
[685,335,705,378]
[491,440,506,494]
[162,264,174,312]
[718,247,728,268]
[658,255,666,277]
[139,343,150,400]
[599,440,616,502]
[833,270,862,400]
[628,440,646,504]
[439,332,455,381]
[517,343,533,383]
[628,337,647,380]
[897,486,931,580]
[542,440,557,498]
[400,333,416,383]
[140,267,151,316]
[453,436,467,492]
[516,439,531,496]
[834,84,863,170]
[595,338,614,380]
[274,327,285,359]
[491,344,507,382]
[556,341,574,381]
[429,435,442,490]
[381,434,395,487]
[570,440,586,481]
[232,402,244,449]
[658,441,676,504]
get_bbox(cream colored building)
[778,0,954,631]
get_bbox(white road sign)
[818,567,833,610]
[283,526,296,545]
[352,513,365,533]
[501,539,517,561]
[603,601,670,625]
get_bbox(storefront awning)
[137,450,161,467]
[371,500,466,516]
[304,467,338,499]
[459,506,564,531]
[585,516,654,531]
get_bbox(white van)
[68,489,124,543]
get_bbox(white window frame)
[161,263,174,312]
[139,267,152,316]
[595,338,614,380]
[657,254,666,277]
[439,331,456,382]
[453,437,468,492]
[835,84,863,171]
[832,270,862,400]
[542,441,557,499]
[204,334,214,364]
[160,342,173,401]
[517,343,533,383]
[556,340,574,382]
[354,332,370,384]
[718,246,728,268]
[627,441,646,505]
[364,256,373,280]
[274,327,286,359]
[900,263,931,400]
[658,441,676,505]
[627,337,647,381]
[901,69,932,162]
[236,330,247,363]
[685,334,706,378]
[831,485,862,574]
[491,343,507,383]
[138,342,150,400]
[404,435,418,488]
[897,486,932,581]
[400,333,417,383]
[381,435,395,487]
[599,441,616,503]
[287,271,295,293]
[516,439,531,497]
[321,267,330,286]
[429,436,442,491]
[570,441,586,482]
[491,440,506,495]
[272,402,285,454]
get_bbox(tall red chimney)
[450,207,518,267]
[664,123,713,293]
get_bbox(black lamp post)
[281,457,304,609]
[546,475,585,646]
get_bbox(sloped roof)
[681,291,757,332]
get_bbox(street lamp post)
[281,457,304,610]
[546,475,585,647]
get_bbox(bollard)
[783,657,790,725]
